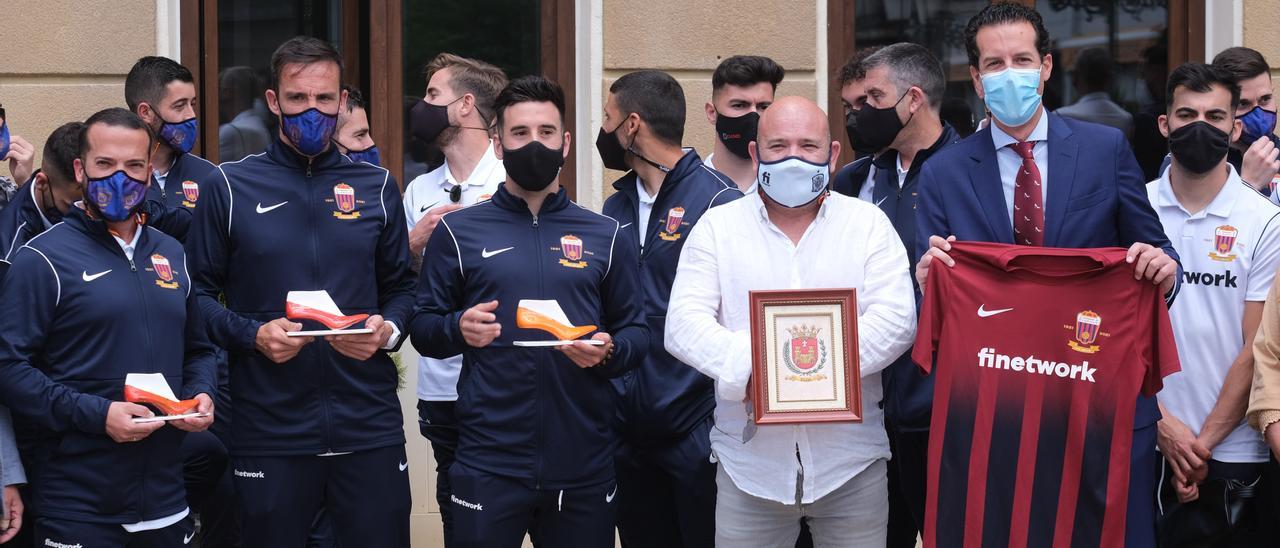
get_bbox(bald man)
[665,97,915,546]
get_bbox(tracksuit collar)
[490,182,572,217]
[266,136,344,174]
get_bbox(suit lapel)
[1044,114,1079,247]
[968,131,1015,244]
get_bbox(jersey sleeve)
[0,247,111,434]
[593,222,648,379]
[1248,211,1280,301]
[408,216,469,359]
[374,173,416,345]
[1142,286,1181,396]
[911,254,948,375]
[185,167,263,352]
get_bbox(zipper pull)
[128,259,137,272]
[532,215,539,228]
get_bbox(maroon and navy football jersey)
[912,241,1179,548]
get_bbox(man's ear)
[33,171,49,193]
[1157,114,1170,139]
[828,140,843,172]
[562,131,573,158]
[73,157,87,185]
[970,65,984,100]
[136,103,156,126]
[493,134,504,160]
[265,88,281,116]
[705,101,718,126]
[1231,118,1244,143]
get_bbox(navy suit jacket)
[915,112,1179,428]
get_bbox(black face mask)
[409,97,459,144]
[1168,120,1230,175]
[852,91,911,153]
[595,119,631,171]
[715,111,760,160]
[503,140,565,192]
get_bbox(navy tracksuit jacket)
[145,152,218,242]
[600,151,741,441]
[186,139,415,456]
[0,208,217,523]
[834,124,961,431]
[0,179,50,283]
[409,183,648,489]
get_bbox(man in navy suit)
[913,4,1179,547]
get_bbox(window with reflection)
[853,1,991,138]
[401,0,541,185]
[217,0,342,162]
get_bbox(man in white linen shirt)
[666,96,916,547]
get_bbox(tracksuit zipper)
[532,212,545,489]
[306,163,334,453]
[96,234,155,517]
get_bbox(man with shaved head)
[666,96,915,546]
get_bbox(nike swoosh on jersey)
[977,305,1014,318]
[481,247,514,259]
[82,270,111,282]
[419,200,441,213]
[256,201,288,214]
[620,222,633,229]
[875,196,888,207]
[398,460,409,472]
[605,485,618,503]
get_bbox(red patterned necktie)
[1010,141,1044,246]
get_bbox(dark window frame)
[824,0,1205,167]
[181,0,577,195]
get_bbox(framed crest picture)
[749,288,861,424]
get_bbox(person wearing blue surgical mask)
[0,103,37,212]
[1211,47,1280,195]
[915,5,1179,547]
[333,85,380,166]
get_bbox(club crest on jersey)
[1209,225,1238,262]
[557,235,588,268]
[1065,310,1109,354]
[782,324,828,382]
[149,254,179,289]
[658,207,686,241]
[328,183,362,219]
[181,181,199,208]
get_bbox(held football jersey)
[913,241,1180,548]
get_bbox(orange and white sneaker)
[124,373,199,416]
[516,299,596,341]
[285,290,369,330]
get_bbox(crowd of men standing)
[0,2,1277,547]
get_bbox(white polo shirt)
[1148,165,1280,462]
[403,144,506,402]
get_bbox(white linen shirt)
[665,191,915,504]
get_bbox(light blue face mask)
[980,67,1044,127]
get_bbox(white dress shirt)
[636,177,657,247]
[403,144,506,402]
[705,153,758,195]
[665,192,916,504]
[855,162,879,203]
[991,108,1050,225]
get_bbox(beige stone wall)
[0,0,157,176]
[1243,0,1280,79]
[601,0,821,185]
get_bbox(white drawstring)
[558,490,564,511]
